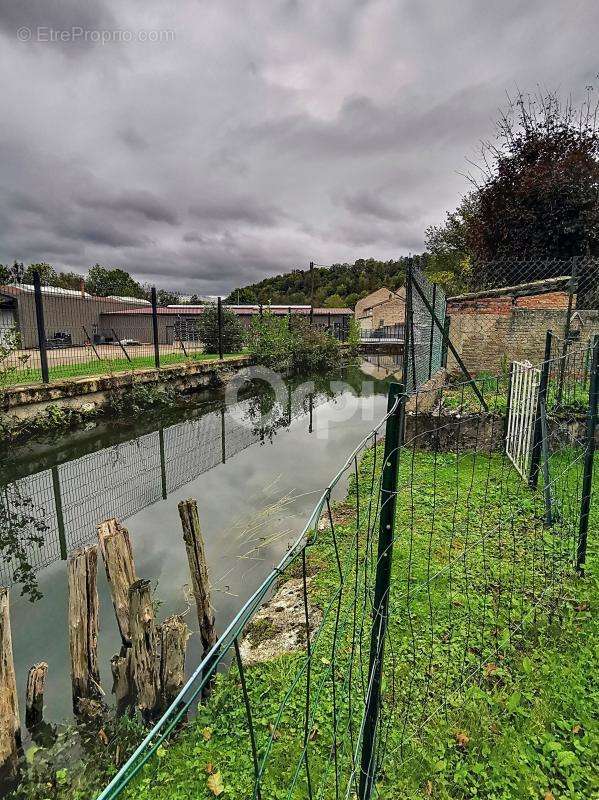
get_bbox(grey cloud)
[189,197,283,227]
[0,0,596,294]
[80,191,179,225]
[340,191,407,222]
[0,0,116,47]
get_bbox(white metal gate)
[506,360,541,479]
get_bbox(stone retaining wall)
[1,356,253,423]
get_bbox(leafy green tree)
[55,271,86,290]
[0,261,24,284]
[86,265,146,299]
[156,289,181,306]
[324,293,344,308]
[197,305,245,354]
[22,263,59,286]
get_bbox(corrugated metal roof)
[101,305,352,316]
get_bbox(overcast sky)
[0,1,596,294]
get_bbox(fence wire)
[94,339,595,800]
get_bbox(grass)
[0,352,245,388]
[110,446,597,800]
[15,446,597,800]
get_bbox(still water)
[0,363,400,723]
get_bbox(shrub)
[197,306,246,354]
[247,312,341,375]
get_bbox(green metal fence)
[96,340,597,800]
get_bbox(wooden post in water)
[98,519,138,645]
[68,547,102,716]
[0,588,20,781]
[25,662,48,731]
[178,499,216,699]
[110,654,132,717]
[159,615,190,709]
[177,499,216,656]
[128,579,160,722]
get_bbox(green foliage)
[196,305,246,355]
[105,380,179,417]
[0,480,47,602]
[346,317,361,358]
[226,257,421,310]
[86,265,147,299]
[0,326,31,386]
[247,313,341,374]
[156,290,181,306]
[95,448,597,800]
[13,714,145,800]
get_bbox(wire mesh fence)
[94,336,596,800]
[0,280,237,388]
[465,255,599,311]
[404,262,447,393]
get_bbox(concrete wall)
[446,290,572,374]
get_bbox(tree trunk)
[0,588,20,782]
[25,662,48,731]
[98,519,137,645]
[128,579,160,722]
[68,547,101,716]
[177,499,216,655]
[159,615,190,710]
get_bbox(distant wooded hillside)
[225,256,428,309]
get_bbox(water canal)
[0,362,401,725]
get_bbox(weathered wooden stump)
[128,579,160,722]
[25,662,48,731]
[67,547,102,716]
[178,499,217,700]
[159,615,190,710]
[110,652,132,717]
[178,499,216,655]
[98,519,138,644]
[0,588,20,781]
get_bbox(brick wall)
[446,291,572,374]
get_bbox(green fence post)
[529,330,553,489]
[151,287,160,369]
[358,382,405,800]
[217,296,224,360]
[576,335,599,574]
[32,271,50,383]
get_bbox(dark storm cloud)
[80,191,179,225]
[0,0,596,294]
[340,191,406,222]
[189,197,284,227]
[0,0,115,46]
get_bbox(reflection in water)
[0,364,392,723]
[0,369,377,593]
[360,352,404,380]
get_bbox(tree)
[324,293,345,308]
[157,289,181,306]
[21,263,59,286]
[197,305,245,354]
[427,88,599,292]
[0,261,24,284]
[86,265,146,299]
[55,271,87,290]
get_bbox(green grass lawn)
[107,447,596,800]
[0,352,245,388]
[15,446,597,800]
